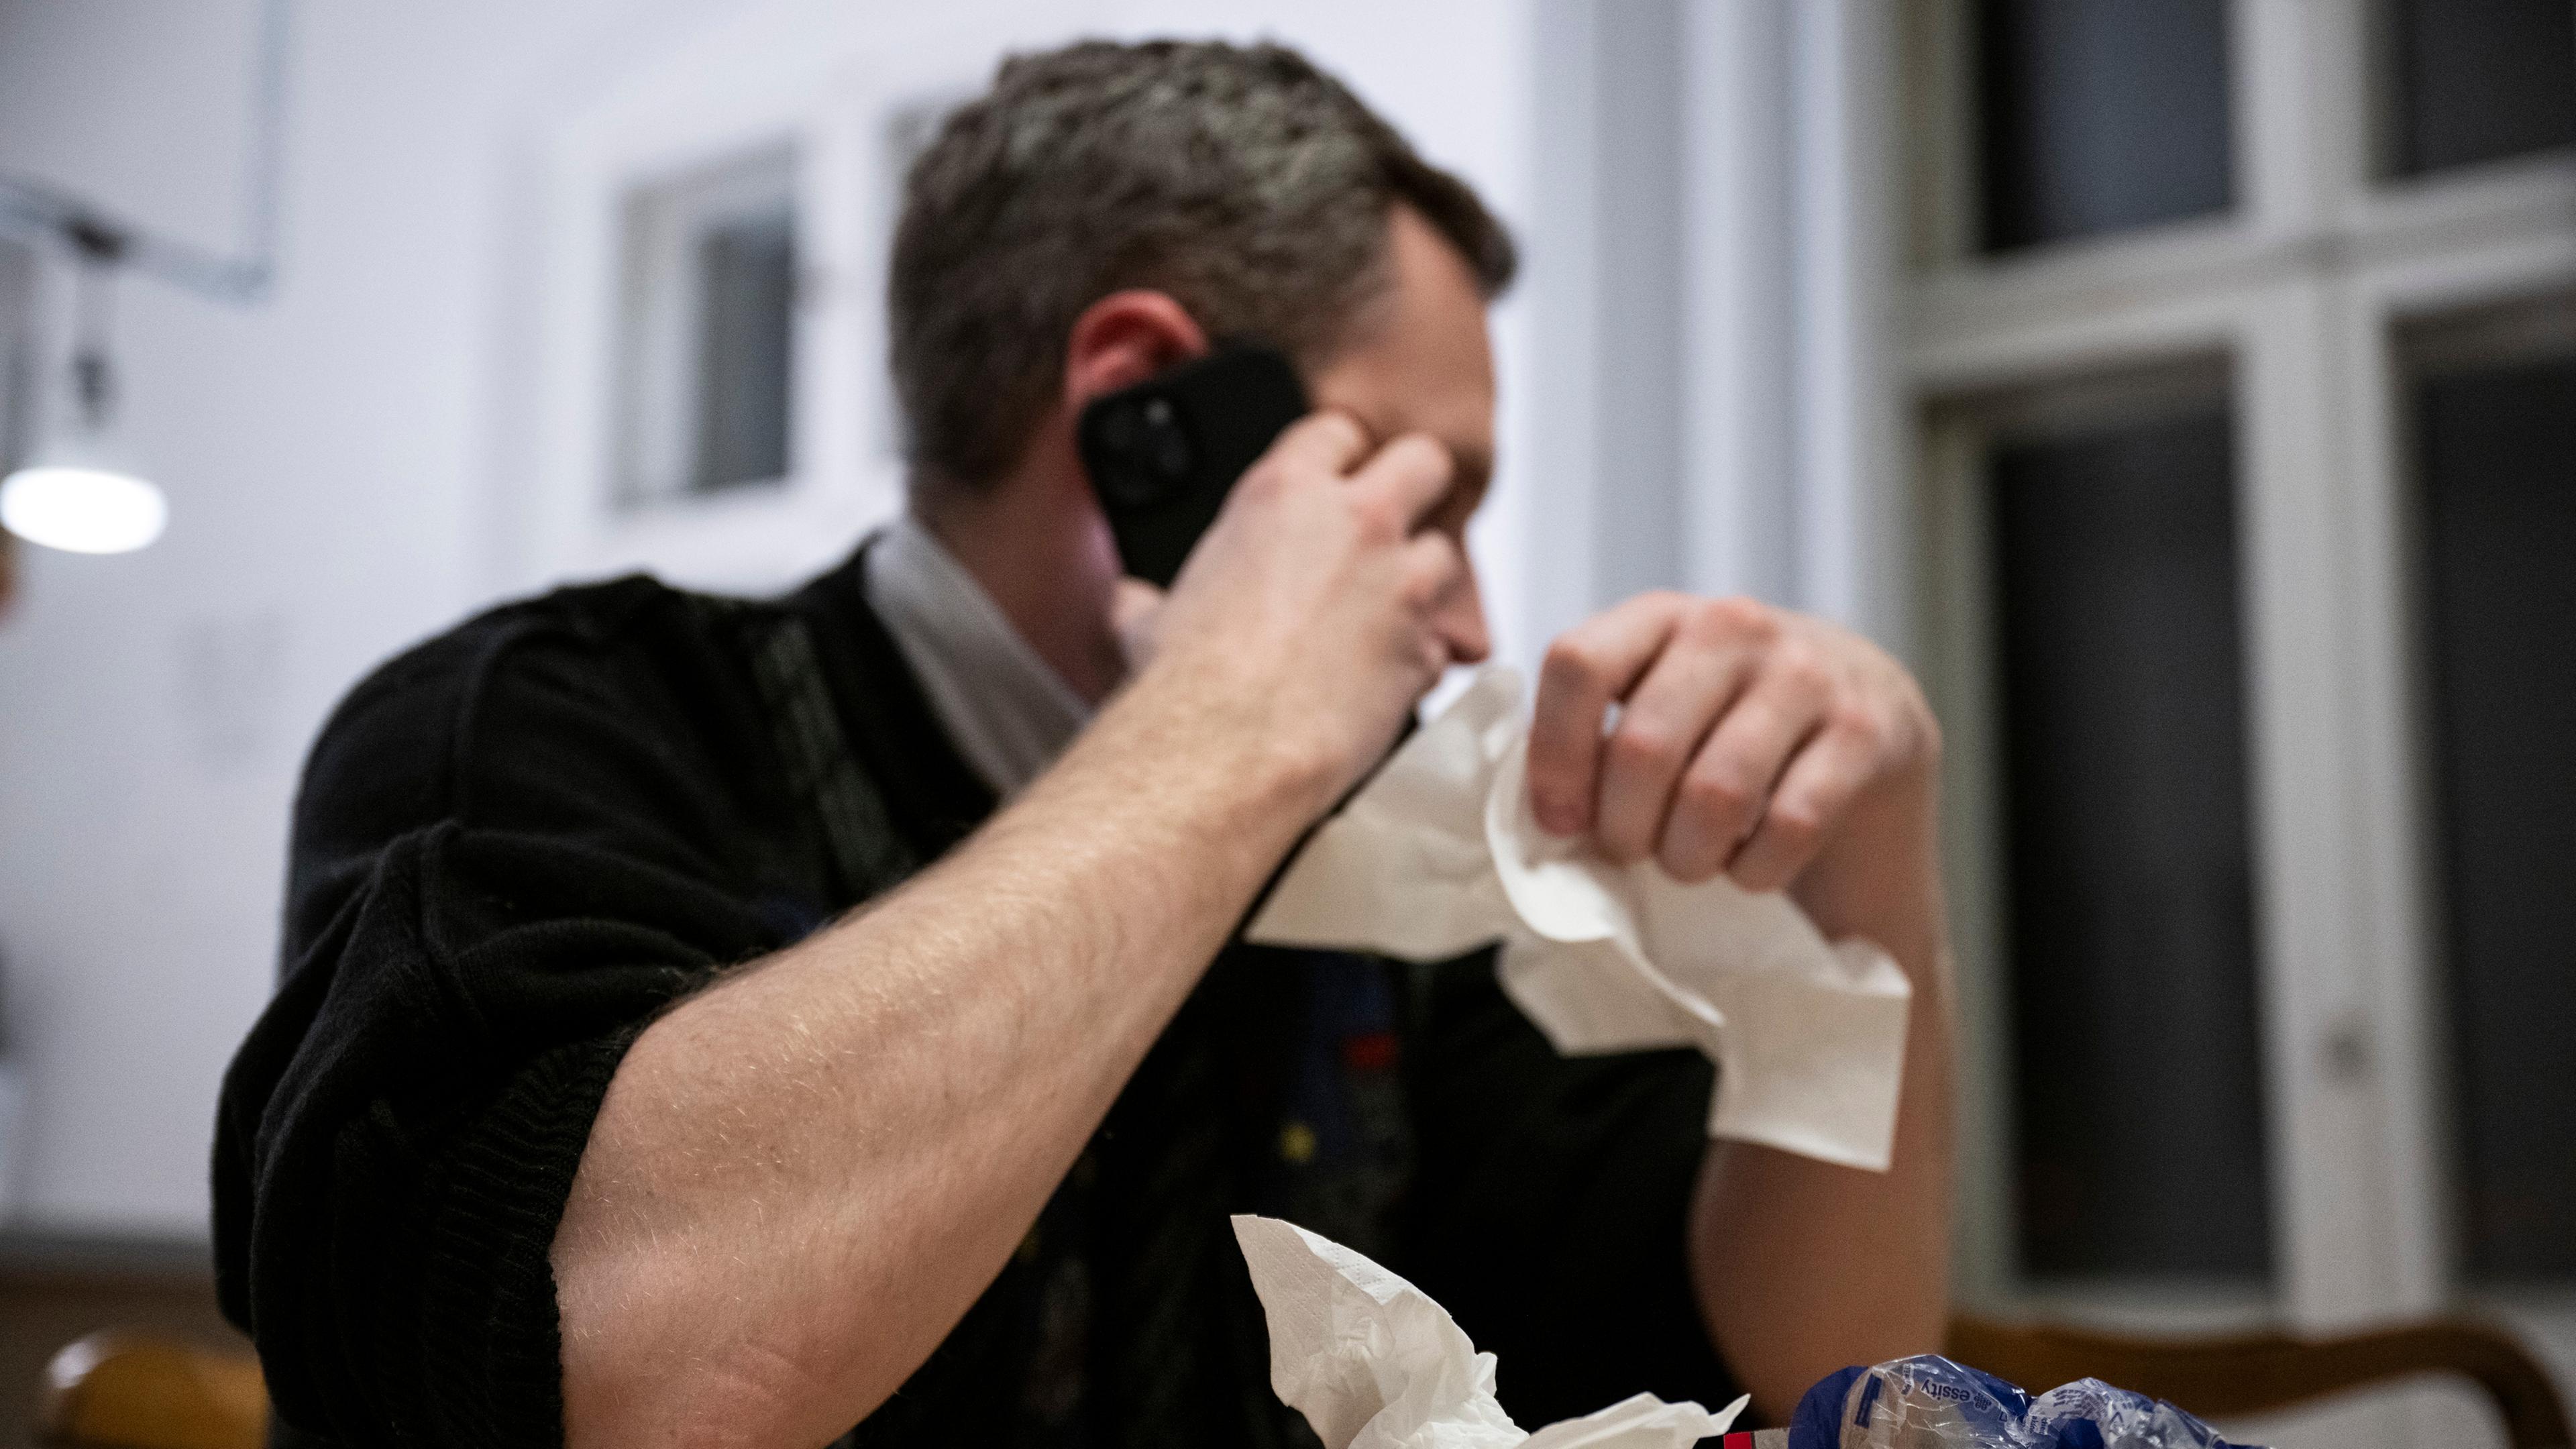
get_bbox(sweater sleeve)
[213,612,796,1448]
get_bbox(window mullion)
[2236,0,2371,241]
[1919,413,2015,1314]
[2332,270,2455,1329]
[2236,279,2415,1340]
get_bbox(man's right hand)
[1122,410,1486,816]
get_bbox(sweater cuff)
[419,1030,639,1448]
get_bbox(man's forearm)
[1688,780,1958,1424]
[545,405,1469,1446]
[551,679,1331,1448]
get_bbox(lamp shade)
[0,455,167,555]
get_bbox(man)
[215,39,1953,1449]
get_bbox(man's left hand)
[1525,592,1938,892]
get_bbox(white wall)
[0,0,640,1236]
[0,0,1540,1236]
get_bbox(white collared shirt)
[862,514,1095,798]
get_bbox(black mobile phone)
[1077,341,1309,588]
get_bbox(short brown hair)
[888,39,1516,494]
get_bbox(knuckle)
[1829,703,1884,746]
[1673,601,1729,647]
[1303,411,1368,455]
[1348,492,1404,539]
[1390,432,1456,481]
[1771,641,1829,692]
[1765,803,1824,849]
[1680,769,1754,821]
[1606,722,1684,776]
[1697,594,1774,642]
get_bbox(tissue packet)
[1232,1214,1748,1448]
[1788,1355,2262,1449]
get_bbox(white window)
[524,28,981,597]
[1903,2,2576,1444]
[614,142,800,510]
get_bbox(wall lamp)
[0,0,290,557]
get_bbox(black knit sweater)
[212,545,1738,1446]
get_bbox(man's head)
[889,39,1516,506]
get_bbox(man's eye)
[1438,484,1489,535]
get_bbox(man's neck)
[911,456,1127,706]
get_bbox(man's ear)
[1063,290,1211,408]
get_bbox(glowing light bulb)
[0,461,168,555]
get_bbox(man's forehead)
[1301,205,1499,516]
[1309,362,1495,528]
[1311,374,1493,484]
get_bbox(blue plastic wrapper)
[1777,1354,2263,1449]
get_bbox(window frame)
[525,42,981,595]
[610,138,802,511]
[1900,0,2576,1439]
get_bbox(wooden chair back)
[1949,1313,2572,1448]
[36,1332,267,1449]
[34,1316,2567,1446]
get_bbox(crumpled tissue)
[1234,1213,1748,1449]
[1248,666,1913,1171]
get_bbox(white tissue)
[1249,666,1914,1171]
[1233,1214,1746,1449]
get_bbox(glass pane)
[1988,407,2274,1281]
[1977,0,2235,252]
[2415,351,2576,1284]
[0,239,33,474]
[614,144,798,508]
[692,207,794,494]
[2387,0,2576,177]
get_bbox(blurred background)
[0,1,2569,1445]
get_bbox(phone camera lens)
[1144,398,1193,480]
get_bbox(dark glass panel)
[1978,0,2235,252]
[0,240,32,473]
[2416,352,2576,1283]
[1990,409,2274,1280]
[2388,0,2576,176]
[691,207,795,494]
